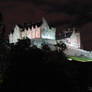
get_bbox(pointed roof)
[41,17,49,28]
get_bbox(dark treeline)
[2,45,67,89]
[0,43,91,92]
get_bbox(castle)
[9,18,81,50]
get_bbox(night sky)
[0,0,92,50]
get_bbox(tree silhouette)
[0,12,10,55]
[0,12,5,40]
[0,12,3,24]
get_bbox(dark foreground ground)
[0,47,92,92]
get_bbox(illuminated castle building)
[9,18,56,43]
[9,18,81,51]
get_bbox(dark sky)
[0,0,92,50]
